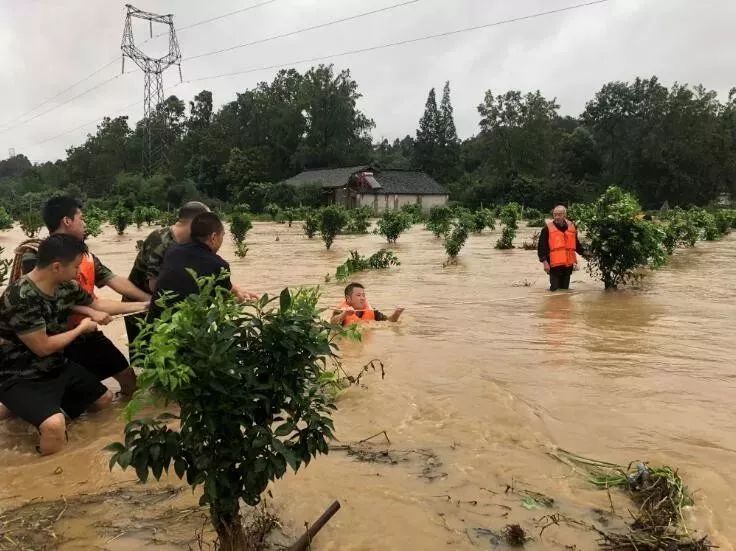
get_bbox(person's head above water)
[344,282,367,310]
[177,201,210,223]
[190,212,225,253]
[552,204,567,225]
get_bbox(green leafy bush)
[335,249,400,281]
[110,204,132,236]
[425,205,452,238]
[377,210,412,243]
[108,278,338,550]
[575,186,667,289]
[319,206,347,249]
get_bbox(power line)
[186,0,610,84]
[184,0,422,63]
[0,0,278,130]
[26,82,185,150]
[0,73,132,136]
[0,57,119,130]
[160,0,278,36]
[20,0,609,154]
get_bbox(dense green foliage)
[1,69,732,226]
[425,205,453,238]
[574,187,667,289]
[377,210,412,243]
[495,202,521,249]
[335,249,400,281]
[108,277,338,549]
[319,205,347,250]
[230,212,252,258]
[110,204,132,236]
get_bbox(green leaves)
[377,210,412,243]
[107,272,340,525]
[319,205,348,250]
[279,288,291,312]
[334,249,400,282]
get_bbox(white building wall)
[356,193,449,214]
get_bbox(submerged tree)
[107,277,338,550]
[495,202,521,249]
[575,186,666,289]
[319,205,347,249]
[230,212,252,258]
[377,210,412,243]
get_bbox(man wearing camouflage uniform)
[124,201,209,351]
[0,235,147,454]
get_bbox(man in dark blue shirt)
[150,212,257,319]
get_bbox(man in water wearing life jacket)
[19,196,150,395]
[330,282,404,326]
[537,205,590,291]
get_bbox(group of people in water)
[0,196,409,455]
[0,196,582,456]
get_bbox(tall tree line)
[1,70,735,212]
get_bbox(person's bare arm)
[70,305,112,325]
[18,320,97,357]
[89,299,149,316]
[387,308,405,322]
[330,309,350,325]
[107,276,151,302]
[231,283,259,302]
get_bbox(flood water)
[1,221,734,550]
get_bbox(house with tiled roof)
[283,165,448,213]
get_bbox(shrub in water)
[335,249,400,281]
[108,278,338,551]
[425,205,452,238]
[303,209,320,239]
[110,204,132,236]
[575,186,667,289]
[319,205,347,250]
[377,210,412,243]
[0,207,13,231]
[18,210,44,238]
[344,206,372,234]
[230,212,252,258]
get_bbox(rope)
[330,289,595,312]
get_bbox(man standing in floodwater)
[124,201,209,352]
[537,205,590,291]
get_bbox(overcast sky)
[0,0,733,163]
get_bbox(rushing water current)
[1,221,734,550]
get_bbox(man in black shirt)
[149,213,257,320]
[537,205,589,291]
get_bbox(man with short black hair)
[0,235,148,455]
[125,201,210,347]
[330,282,404,325]
[20,195,150,395]
[149,212,257,320]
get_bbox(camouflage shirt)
[0,277,93,384]
[128,227,176,293]
[22,250,115,287]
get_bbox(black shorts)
[0,362,107,427]
[64,331,129,381]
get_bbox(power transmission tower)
[121,4,181,176]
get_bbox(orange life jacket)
[547,221,577,268]
[337,299,375,325]
[68,253,97,328]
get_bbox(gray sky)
[0,0,733,163]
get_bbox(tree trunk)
[212,508,247,551]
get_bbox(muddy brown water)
[1,221,734,550]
